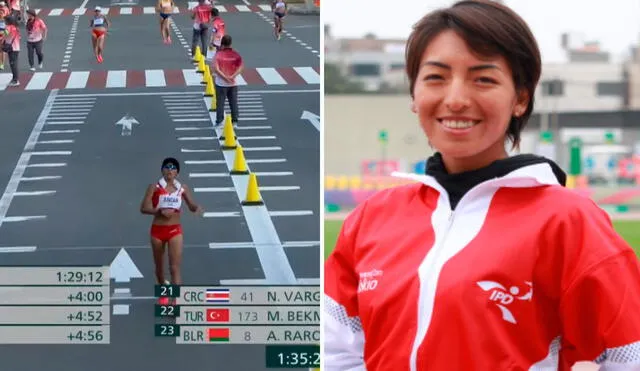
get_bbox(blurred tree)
[324,63,367,94]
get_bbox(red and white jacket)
[324,163,640,370]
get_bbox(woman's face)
[411,30,529,172]
[162,164,178,180]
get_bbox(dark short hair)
[405,0,541,149]
[221,34,232,47]
[212,7,219,16]
[161,157,180,173]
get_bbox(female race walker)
[156,0,175,44]
[323,1,640,370]
[271,0,286,40]
[89,6,110,63]
[140,158,204,305]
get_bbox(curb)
[288,6,320,15]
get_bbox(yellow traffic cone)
[219,115,234,140]
[230,145,249,175]
[204,79,215,97]
[201,65,209,84]
[209,89,217,112]
[242,173,264,206]
[197,57,205,74]
[192,46,201,64]
[220,117,237,150]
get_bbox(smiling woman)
[322,0,640,370]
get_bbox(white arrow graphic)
[301,110,320,131]
[110,248,143,283]
[115,114,140,136]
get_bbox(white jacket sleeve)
[323,206,368,370]
[323,294,366,370]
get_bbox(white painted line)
[20,176,62,182]
[0,246,37,253]
[49,109,91,113]
[236,5,250,11]
[297,278,321,285]
[48,112,87,116]
[25,72,53,90]
[246,159,287,164]
[293,67,320,84]
[120,7,133,14]
[185,160,226,165]
[170,114,208,118]
[56,89,319,97]
[243,147,282,151]
[256,68,287,85]
[66,72,90,89]
[72,8,86,15]
[2,216,46,222]
[0,90,57,231]
[234,75,248,85]
[239,117,268,121]
[27,163,67,168]
[269,210,314,216]
[182,69,202,86]
[49,8,64,16]
[261,186,300,191]
[30,151,72,156]
[194,187,235,192]
[145,69,166,87]
[173,118,211,122]
[175,127,213,131]
[203,211,242,217]
[234,125,273,130]
[143,6,156,14]
[210,240,320,249]
[177,136,216,141]
[113,305,130,315]
[38,140,75,144]
[259,4,272,10]
[14,191,56,196]
[238,136,276,140]
[250,171,293,176]
[45,121,84,125]
[106,70,127,88]
[189,173,228,178]
[181,149,217,153]
[41,130,81,134]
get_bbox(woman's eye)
[477,77,497,84]
[424,74,442,81]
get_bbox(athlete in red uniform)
[323,1,640,370]
[140,157,204,305]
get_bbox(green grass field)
[323,219,640,261]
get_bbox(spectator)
[212,34,243,128]
[0,1,9,70]
[25,9,47,71]
[190,0,212,60]
[2,15,20,86]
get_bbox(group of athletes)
[140,0,288,305]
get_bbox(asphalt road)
[0,0,319,369]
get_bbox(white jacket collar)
[391,162,561,194]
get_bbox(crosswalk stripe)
[257,67,287,85]
[106,70,127,88]
[66,71,89,89]
[26,72,52,90]
[0,67,320,91]
[294,67,320,84]
[35,5,271,16]
[145,69,166,87]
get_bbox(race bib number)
[94,18,104,26]
[158,194,181,209]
